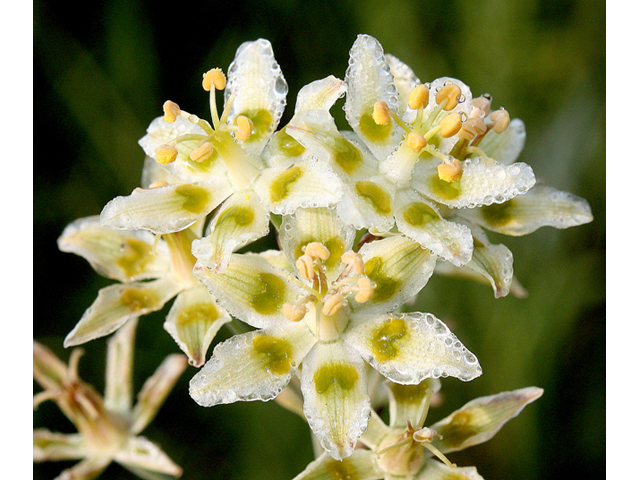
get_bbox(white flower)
[100,39,346,273]
[189,207,481,460]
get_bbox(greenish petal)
[429,387,543,454]
[293,450,383,480]
[64,277,181,347]
[300,341,371,460]
[58,216,171,283]
[163,285,232,368]
[344,312,482,385]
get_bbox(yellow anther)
[471,96,491,117]
[283,303,306,322]
[354,277,374,303]
[295,254,316,281]
[438,113,462,138]
[341,251,364,275]
[155,144,178,165]
[490,109,511,134]
[189,142,214,163]
[437,159,463,183]
[412,427,442,443]
[407,84,430,110]
[235,115,254,141]
[148,180,169,189]
[372,101,391,126]
[322,293,344,316]
[435,84,462,111]
[163,100,181,123]
[406,132,428,153]
[305,242,330,261]
[456,117,487,141]
[202,68,226,92]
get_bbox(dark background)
[34,0,605,479]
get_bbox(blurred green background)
[34,0,605,479]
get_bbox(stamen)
[341,251,364,275]
[283,303,307,322]
[456,117,486,141]
[406,132,427,153]
[163,100,181,123]
[422,442,457,469]
[471,96,491,117]
[412,427,441,443]
[322,293,345,316]
[67,348,84,382]
[155,144,178,165]
[235,115,254,141]
[189,141,214,163]
[305,242,330,261]
[438,113,463,138]
[407,84,430,110]
[490,109,510,133]
[295,254,316,281]
[372,101,391,126]
[354,277,374,303]
[202,68,227,92]
[435,84,462,111]
[375,436,414,457]
[437,159,463,182]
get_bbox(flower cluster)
[36,34,592,479]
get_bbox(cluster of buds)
[36,34,592,479]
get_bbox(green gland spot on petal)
[217,204,256,229]
[272,129,306,157]
[332,136,363,175]
[176,303,219,327]
[253,334,293,375]
[389,380,432,406]
[251,273,286,315]
[314,362,359,395]
[270,166,303,203]
[371,317,409,363]
[115,237,155,279]
[429,174,462,201]
[435,411,481,450]
[121,287,158,312]
[175,184,211,214]
[358,111,393,144]
[239,108,273,143]
[354,181,392,215]
[364,257,400,304]
[480,200,513,227]
[402,202,438,227]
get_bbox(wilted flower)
[33,320,187,479]
[293,377,543,480]
[189,207,481,460]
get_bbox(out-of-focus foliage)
[34,0,604,479]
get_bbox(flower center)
[153,68,263,189]
[376,83,512,184]
[283,243,376,341]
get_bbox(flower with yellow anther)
[190,207,481,461]
[58,215,232,368]
[101,39,347,274]
[33,320,187,479]
[293,377,543,480]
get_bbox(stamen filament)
[388,110,412,134]
[422,442,456,469]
